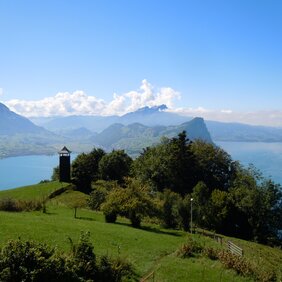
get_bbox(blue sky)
[0,0,281,125]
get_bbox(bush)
[17,199,43,211]
[0,198,43,212]
[177,238,204,258]
[0,198,19,211]
[104,210,117,223]
[67,231,97,280]
[98,255,135,282]
[0,234,135,282]
[217,250,254,277]
[202,247,219,260]
[0,239,73,282]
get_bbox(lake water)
[216,142,282,185]
[0,155,61,190]
[0,142,281,190]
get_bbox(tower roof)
[58,146,71,154]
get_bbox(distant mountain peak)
[134,104,168,114]
[0,102,10,113]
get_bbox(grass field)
[0,181,69,200]
[0,182,281,281]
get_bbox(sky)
[0,0,281,126]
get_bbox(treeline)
[54,132,282,246]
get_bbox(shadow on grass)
[115,222,182,237]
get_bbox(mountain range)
[0,103,211,158]
[1,102,282,158]
[31,104,282,142]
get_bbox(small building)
[58,146,71,182]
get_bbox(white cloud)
[3,80,282,127]
[4,80,181,117]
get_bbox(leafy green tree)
[133,131,197,195]
[160,189,181,229]
[88,180,120,211]
[230,165,282,243]
[99,150,132,184]
[191,140,234,191]
[177,194,192,231]
[209,189,232,232]
[191,181,211,228]
[67,192,88,219]
[101,178,157,227]
[72,148,105,192]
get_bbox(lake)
[0,155,61,190]
[216,141,282,185]
[0,142,281,190]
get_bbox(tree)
[88,180,120,211]
[72,148,105,192]
[177,194,192,232]
[99,150,132,184]
[229,165,282,243]
[51,166,59,181]
[101,178,157,227]
[191,181,211,228]
[190,140,234,191]
[159,189,181,229]
[66,191,88,218]
[132,131,198,194]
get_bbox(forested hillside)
[58,131,282,246]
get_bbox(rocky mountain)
[0,103,47,135]
[31,105,190,133]
[32,105,282,143]
[0,103,66,158]
[91,117,212,156]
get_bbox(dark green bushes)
[0,239,72,282]
[0,198,43,212]
[0,232,135,282]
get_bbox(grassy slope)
[0,181,69,200]
[0,182,281,281]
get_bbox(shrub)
[67,231,97,280]
[217,250,254,277]
[17,199,43,211]
[254,268,277,282]
[202,247,219,260]
[0,198,43,212]
[0,239,73,282]
[177,238,204,258]
[0,198,19,211]
[98,255,135,282]
[0,234,135,282]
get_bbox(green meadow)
[0,182,281,281]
